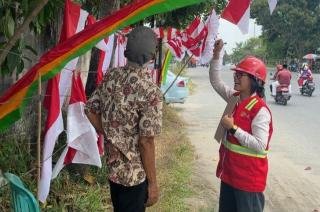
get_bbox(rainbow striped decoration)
[161,49,173,85]
[0,0,205,131]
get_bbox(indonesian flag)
[97,35,114,78]
[52,73,101,179]
[85,15,114,84]
[38,0,88,202]
[113,33,127,67]
[268,0,278,14]
[221,0,251,34]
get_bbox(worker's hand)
[213,39,224,57]
[145,182,159,207]
[221,114,234,130]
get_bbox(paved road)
[176,66,320,212]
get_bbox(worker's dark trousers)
[219,181,265,212]
[109,180,147,212]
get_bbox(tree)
[251,0,320,60]
[0,0,64,77]
[229,37,267,64]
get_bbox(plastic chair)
[4,172,40,212]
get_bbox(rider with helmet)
[271,64,292,96]
[209,39,273,212]
[298,64,313,89]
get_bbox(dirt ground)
[175,67,320,212]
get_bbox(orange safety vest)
[216,95,273,192]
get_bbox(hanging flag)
[200,8,220,64]
[154,27,164,39]
[113,33,127,68]
[221,0,251,34]
[38,0,88,203]
[0,0,206,132]
[52,73,101,179]
[160,50,172,85]
[165,27,184,61]
[183,17,208,59]
[268,0,278,14]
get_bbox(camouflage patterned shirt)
[85,62,162,186]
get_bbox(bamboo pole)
[37,73,42,200]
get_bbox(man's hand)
[145,182,159,207]
[221,114,234,130]
[85,110,104,134]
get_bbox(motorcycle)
[300,79,315,96]
[275,84,291,105]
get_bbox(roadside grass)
[0,104,195,211]
[149,104,195,212]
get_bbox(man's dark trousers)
[109,180,147,212]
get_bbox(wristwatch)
[228,125,238,135]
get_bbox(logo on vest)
[240,111,250,119]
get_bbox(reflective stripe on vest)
[222,140,268,158]
[245,98,258,111]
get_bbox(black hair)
[282,64,288,69]
[249,75,265,98]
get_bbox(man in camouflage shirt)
[85,26,162,212]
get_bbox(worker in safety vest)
[209,39,273,212]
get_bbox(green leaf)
[6,50,20,73]
[1,59,10,76]
[5,9,15,38]
[17,60,24,74]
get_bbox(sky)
[218,18,262,54]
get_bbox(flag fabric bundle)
[183,17,208,59]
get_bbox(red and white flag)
[98,35,114,77]
[52,73,101,179]
[38,0,88,203]
[113,33,127,67]
[183,17,208,59]
[268,0,278,14]
[154,27,164,39]
[165,27,185,61]
[221,0,251,34]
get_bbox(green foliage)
[251,0,320,60]
[1,39,37,76]
[0,0,63,77]
[229,37,267,64]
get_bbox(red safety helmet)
[232,56,267,82]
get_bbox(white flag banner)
[268,0,278,14]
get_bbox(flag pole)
[163,53,194,96]
[37,73,42,201]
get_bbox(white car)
[161,71,189,103]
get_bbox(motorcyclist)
[271,64,292,96]
[298,64,313,89]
